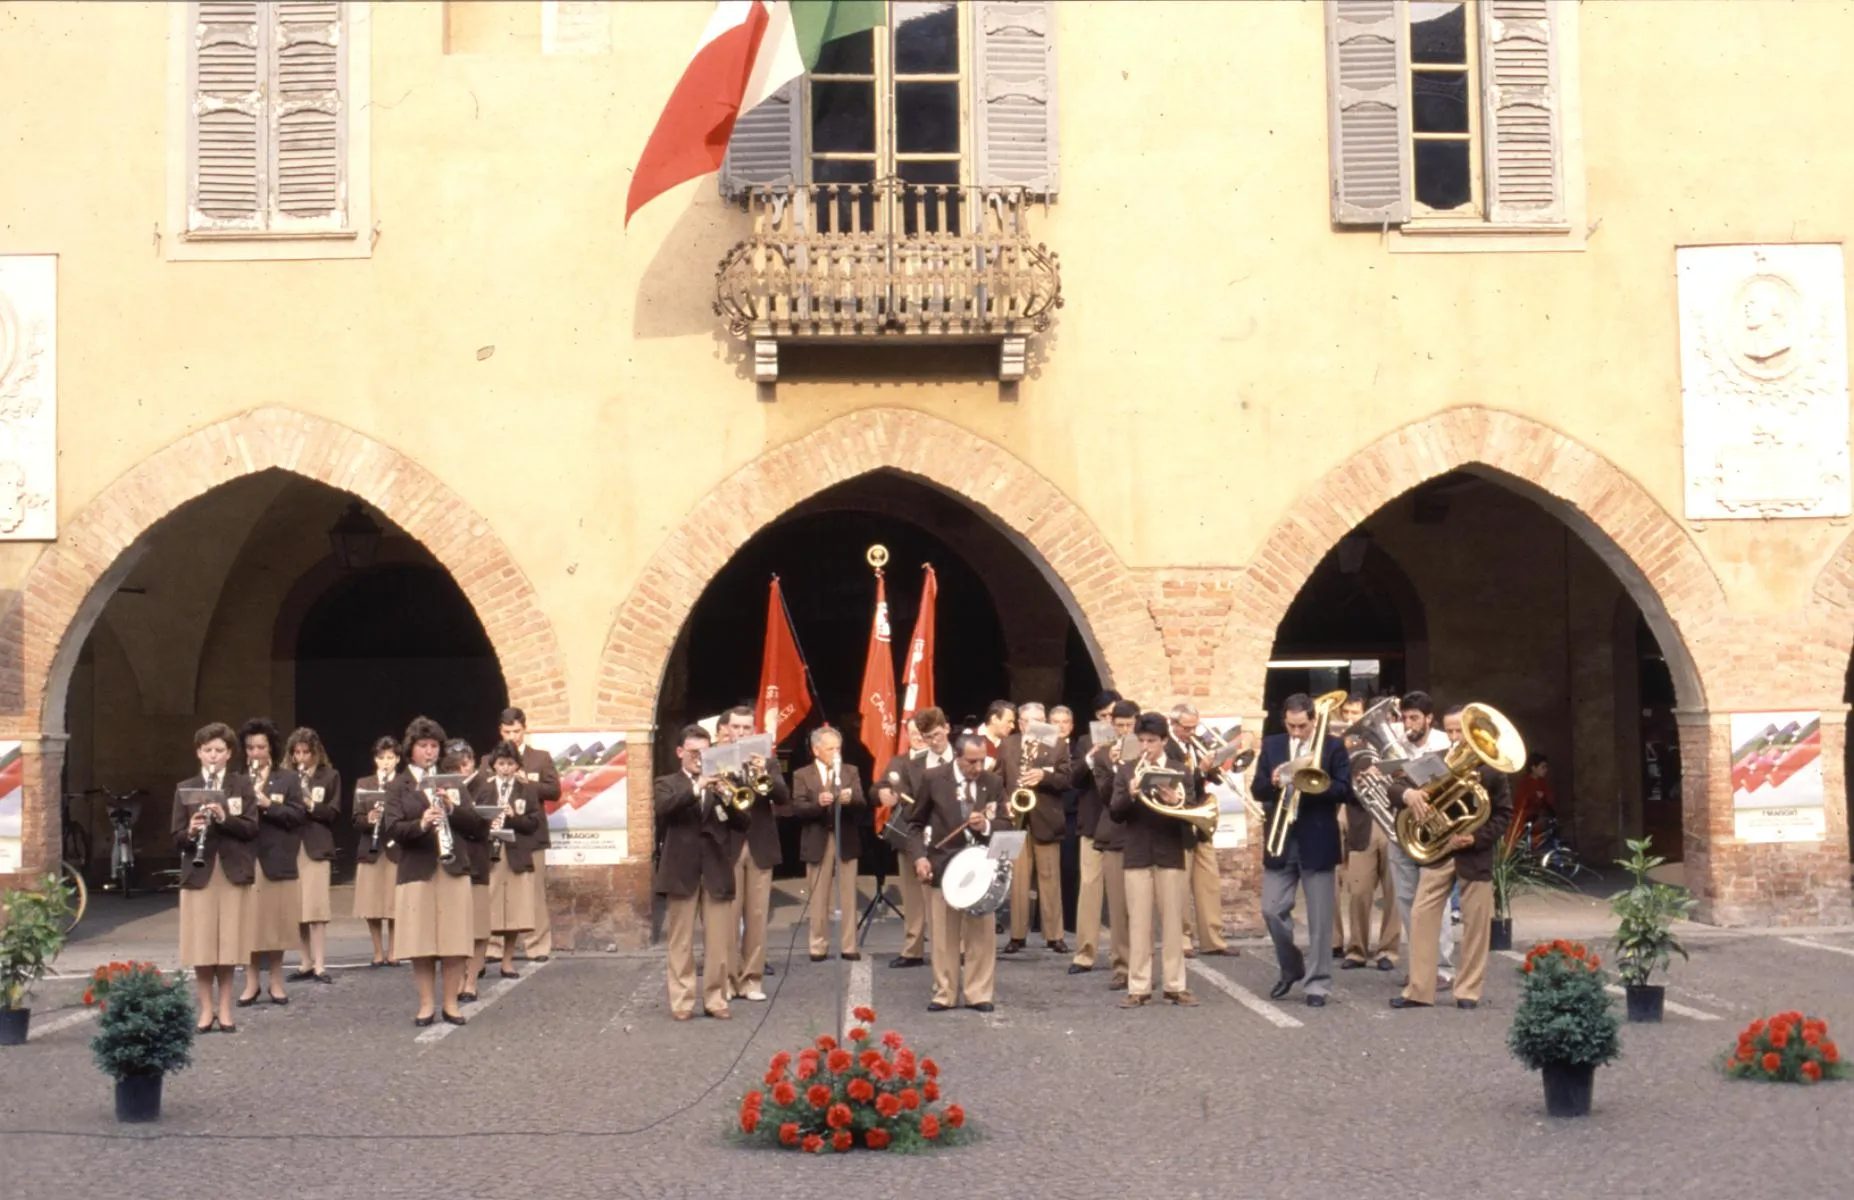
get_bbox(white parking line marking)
[1496,949,1719,1020]
[25,1007,99,1041]
[1782,936,1854,959]
[416,960,550,1044]
[1186,960,1304,1029]
[843,956,873,1034]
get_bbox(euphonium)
[1265,690,1348,858]
[1344,697,1412,839]
[1132,755,1220,836]
[1395,702,1525,866]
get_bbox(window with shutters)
[167,1,373,260]
[1326,0,1583,251]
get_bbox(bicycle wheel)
[60,861,88,932]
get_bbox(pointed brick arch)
[1220,407,1723,714]
[595,408,1169,729]
[3,407,569,736]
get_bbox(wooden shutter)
[1480,0,1562,223]
[720,80,803,199]
[1324,0,1410,226]
[270,1,346,227]
[971,0,1059,196]
[189,1,265,230]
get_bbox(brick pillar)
[1214,710,1267,937]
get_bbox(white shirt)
[923,748,951,770]
[1409,729,1449,754]
[819,763,838,792]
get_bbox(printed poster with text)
[0,741,22,872]
[1730,712,1826,843]
[529,733,629,864]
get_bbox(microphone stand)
[833,766,846,1045]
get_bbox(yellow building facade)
[1,0,1849,943]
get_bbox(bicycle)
[87,787,148,898]
[59,792,92,879]
[58,859,88,933]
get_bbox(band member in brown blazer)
[1110,712,1200,1008]
[498,708,561,963]
[283,727,341,984]
[874,707,955,970]
[478,740,543,980]
[442,741,493,1004]
[236,718,306,1007]
[1339,697,1401,972]
[1002,701,1073,954]
[654,723,749,1020]
[715,706,792,1002]
[174,722,261,1033]
[1071,694,1132,980]
[977,700,1015,771]
[352,735,403,967]
[385,716,486,1026]
[790,725,866,962]
[1392,705,1513,1011]
[904,733,1001,1012]
[1171,704,1235,959]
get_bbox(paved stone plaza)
[1,886,1850,1200]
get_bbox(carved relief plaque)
[0,256,55,540]
[1678,244,1850,520]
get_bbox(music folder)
[987,830,1026,861]
[177,788,225,815]
[1089,720,1115,748]
[421,774,470,802]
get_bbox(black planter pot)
[1625,984,1665,1023]
[0,1007,29,1046]
[1489,917,1514,952]
[1541,1062,1595,1118]
[115,1073,164,1123]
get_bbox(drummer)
[906,733,1004,1014]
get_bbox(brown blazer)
[999,732,1073,844]
[473,776,545,873]
[384,771,488,884]
[790,761,866,864]
[1107,758,1195,871]
[248,767,307,881]
[518,744,561,850]
[652,770,749,899]
[875,749,952,843]
[170,772,262,888]
[1073,735,1114,847]
[1089,747,1127,852]
[297,766,343,862]
[351,772,403,864]
[724,757,792,871]
[902,764,1002,889]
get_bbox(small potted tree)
[1609,836,1696,1022]
[1,875,75,1045]
[1489,827,1567,952]
[1508,939,1621,1117]
[90,963,195,1122]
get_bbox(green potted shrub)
[1489,828,1567,952]
[90,963,195,1122]
[1,875,75,1045]
[1508,939,1621,1117]
[1609,836,1697,1022]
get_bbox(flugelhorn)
[1395,703,1525,866]
[1131,756,1219,836]
[1264,690,1347,858]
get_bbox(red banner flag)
[897,566,937,752]
[756,576,812,744]
[858,571,899,769]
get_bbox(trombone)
[1264,690,1347,858]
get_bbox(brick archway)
[594,408,1168,729]
[1219,407,1723,714]
[4,406,569,737]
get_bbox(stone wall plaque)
[0,255,55,540]
[542,1,611,56]
[1678,244,1850,520]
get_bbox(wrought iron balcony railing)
[713,182,1062,382]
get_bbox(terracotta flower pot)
[1541,1062,1594,1118]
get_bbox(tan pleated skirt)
[394,871,475,959]
[528,851,550,932]
[244,868,302,953]
[296,847,332,924]
[489,859,537,934]
[471,878,491,942]
[179,860,249,968]
[352,857,397,920]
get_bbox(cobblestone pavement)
[3,913,1851,1199]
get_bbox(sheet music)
[987,830,1027,861]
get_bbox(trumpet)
[1265,690,1347,859]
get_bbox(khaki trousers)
[896,858,928,959]
[1009,837,1064,943]
[1072,836,1128,970]
[1343,822,1402,963]
[928,886,996,1006]
[523,852,552,957]
[1124,864,1187,998]
[805,837,861,957]
[1182,838,1227,952]
[730,842,774,993]
[1403,861,1492,1005]
[664,884,732,1018]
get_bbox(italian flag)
[625,1,886,225]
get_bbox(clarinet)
[489,786,511,863]
[428,784,457,866]
[368,777,388,855]
[191,816,211,868]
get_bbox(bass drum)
[942,846,1013,915]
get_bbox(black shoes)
[1340,959,1367,971]
[442,1012,467,1026]
[1067,964,1092,975]
[457,991,478,1005]
[1268,978,1294,1000]
[968,1002,995,1013]
[1377,957,1394,971]
[927,1002,951,1013]
[889,956,925,969]
[1457,999,1479,1010]
[1046,941,1070,954]
[285,968,316,982]
[1389,996,1432,1009]
[1307,995,1327,1008]
[841,952,863,962]
[414,1014,436,1027]
[1003,939,1026,955]
[810,954,827,962]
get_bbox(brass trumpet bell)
[1131,759,1221,836]
[1007,787,1037,821]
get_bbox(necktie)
[499,780,511,806]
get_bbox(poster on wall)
[1199,717,1252,850]
[527,733,629,864]
[0,740,22,872]
[1729,712,1826,843]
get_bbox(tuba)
[1132,756,1220,836]
[1265,690,1348,858]
[1395,703,1525,865]
[1343,697,1412,839]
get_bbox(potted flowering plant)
[1608,836,1696,1022]
[1507,939,1621,1118]
[0,875,75,1046]
[1489,826,1568,952]
[89,963,195,1122]
[736,1006,972,1153]
[1724,1012,1846,1085]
